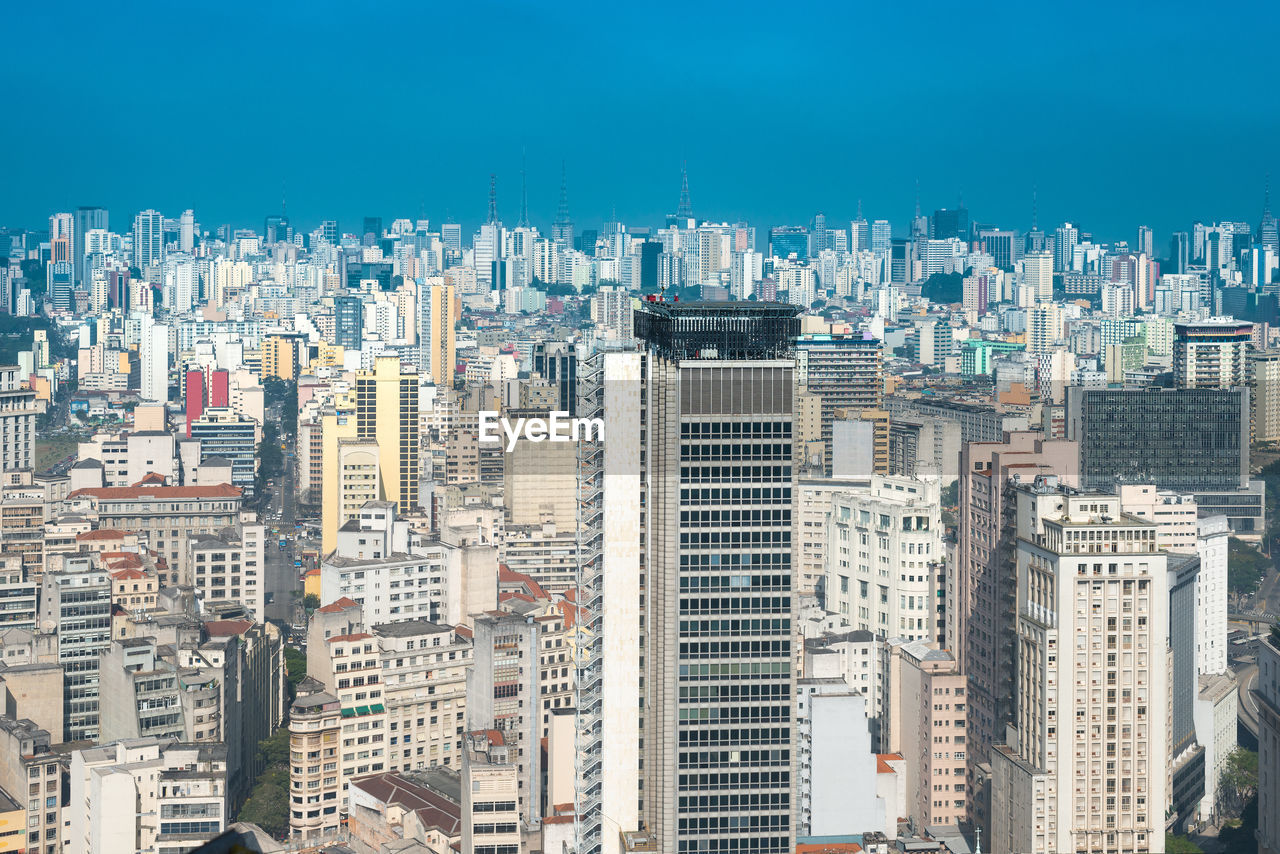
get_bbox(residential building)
[39,555,112,741]
[0,367,38,473]
[461,731,524,854]
[1256,631,1280,854]
[1173,319,1252,389]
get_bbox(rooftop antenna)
[856,198,864,221]
[517,149,530,229]
[1265,172,1273,220]
[914,178,921,219]
[555,161,571,227]
[1032,184,1039,231]
[281,180,287,219]
[677,161,693,220]
[487,174,498,224]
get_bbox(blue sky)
[5,0,1279,246]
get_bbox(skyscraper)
[355,356,420,516]
[1137,224,1154,258]
[1022,251,1054,301]
[140,318,169,403]
[133,209,165,268]
[418,280,456,387]
[74,206,108,285]
[1053,222,1078,271]
[334,295,364,351]
[991,482,1168,854]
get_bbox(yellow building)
[422,282,457,386]
[320,358,419,551]
[262,334,299,381]
[314,341,345,370]
[0,787,24,852]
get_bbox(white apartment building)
[69,739,227,854]
[824,476,944,644]
[991,482,1168,854]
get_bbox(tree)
[1219,747,1258,818]
[235,730,293,838]
[1227,538,1269,596]
[304,593,320,612]
[1165,835,1203,854]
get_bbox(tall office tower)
[140,319,170,403]
[794,333,883,469]
[1021,250,1053,301]
[977,228,1022,271]
[633,302,799,854]
[0,365,39,473]
[334,294,364,350]
[1137,225,1154,258]
[264,213,290,244]
[40,555,113,741]
[990,482,1168,854]
[770,225,809,260]
[870,219,891,262]
[320,219,339,244]
[1173,319,1252,389]
[355,356,420,515]
[73,206,108,285]
[810,212,830,254]
[1260,181,1280,252]
[931,206,969,241]
[1053,222,1078,271]
[179,209,195,252]
[822,476,944,644]
[1257,631,1280,854]
[532,341,578,416]
[850,206,869,252]
[133,209,165,268]
[1168,231,1190,274]
[954,433,1078,831]
[48,260,73,311]
[417,281,456,386]
[462,731,524,854]
[468,613,542,830]
[362,216,383,245]
[552,164,574,247]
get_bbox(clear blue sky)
[5,0,1279,246]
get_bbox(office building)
[1251,349,1280,441]
[795,334,883,468]
[74,206,108,285]
[189,408,258,497]
[461,731,523,854]
[1022,251,1054,301]
[39,555,112,741]
[1257,632,1280,854]
[954,433,1079,830]
[990,483,1167,854]
[140,319,169,403]
[335,295,364,351]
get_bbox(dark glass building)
[1065,386,1248,493]
[334,295,364,351]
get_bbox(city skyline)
[5,1,1280,241]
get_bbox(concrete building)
[346,770,462,853]
[0,718,65,854]
[184,520,266,623]
[0,366,39,474]
[287,688,344,840]
[68,739,228,854]
[461,730,524,854]
[990,483,1168,854]
[886,639,968,830]
[39,555,112,741]
[796,680,897,838]
[1173,319,1252,389]
[1250,349,1280,441]
[953,433,1078,830]
[823,476,944,645]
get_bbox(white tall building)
[1195,515,1230,676]
[1022,251,1054,301]
[140,318,170,403]
[991,482,1168,854]
[133,209,165,269]
[823,476,944,644]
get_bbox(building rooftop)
[372,619,453,638]
[69,484,242,501]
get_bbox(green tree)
[1219,747,1259,818]
[304,593,320,612]
[1165,835,1203,854]
[235,730,293,838]
[1227,538,1269,596]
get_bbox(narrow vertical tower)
[552,162,574,246]
[677,161,693,220]
[487,174,499,224]
[517,155,531,229]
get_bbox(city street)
[262,409,300,625]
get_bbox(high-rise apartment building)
[418,281,457,387]
[1173,319,1252,389]
[794,334,883,469]
[140,318,169,403]
[39,555,112,741]
[990,482,1168,854]
[1251,349,1280,441]
[0,365,39,473]
[133,209,165,268]
[823,476,944,644]
[74,206,108,285]
[1257,632,1280,854]
[334,295,364,351]
[1022,251,1054,301]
